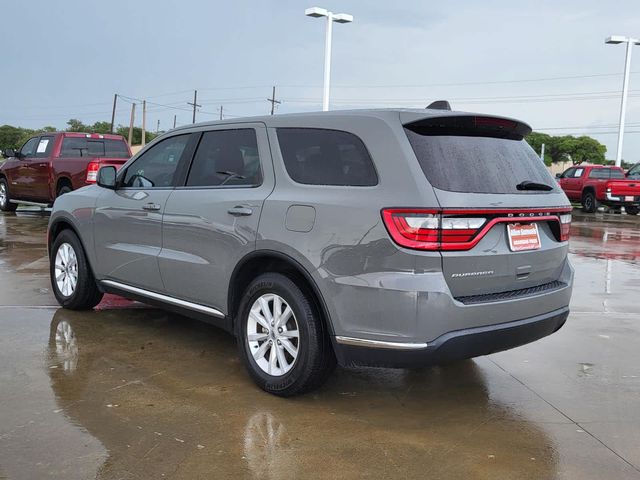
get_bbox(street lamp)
[305,7,353,111]
[605,35,640,167]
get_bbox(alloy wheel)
[0,183,6,208]
[54,243,79,297]
[247,293,300,376]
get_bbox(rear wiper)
[516,180,553,191]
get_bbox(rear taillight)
[559,213,571,241]
[382,209,487,251]
[86,162,100,183]
[382,208,571,251]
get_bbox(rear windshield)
[404,118,559,194]
[61,137,130,158]
[588,168,625,179]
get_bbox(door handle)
[228,205,253,216]
[142,203,161,211]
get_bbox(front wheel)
[0,178,18,212]
[626,206,639,215]
[236,273,335,396]
[50,229,103,310]
[582,191,598,213]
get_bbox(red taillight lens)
[382,209,486,251]
[382,208,571,251]
[86,162,100,183]
[559,213,571,241]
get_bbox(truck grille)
[455,281,567,305]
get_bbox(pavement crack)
[489,358,640,474]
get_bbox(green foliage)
[115,126,156,145]
[525,132,608,165]
[0,119,158,153]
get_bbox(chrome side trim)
[335,336,428,350]
[100,280,225,318]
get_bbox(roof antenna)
[426,100,451,111]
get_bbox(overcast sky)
[1,0,639,161]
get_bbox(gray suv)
[48,109,574,396]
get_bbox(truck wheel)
[236,273,335,396]
[57,185,72,198]
[50,229,103,310]
[0,178,18,212]
[626,206,639,215]
[582,191,598,213]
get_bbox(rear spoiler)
[403,114,532,140]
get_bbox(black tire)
[57,185,72,198]
[0,177,18,212]
[236,273,335,396]
[582,191,598,213]
[50,229,103,310]
[626,206,640,215]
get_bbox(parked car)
[0,132,131,211]
[47,109,574,396]
[556,164,640,214]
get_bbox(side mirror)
[97,166,117,189]
[2,148,15,158]
[555,173,562,179]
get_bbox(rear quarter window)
[277,128,378,186]
[404,120,559,194]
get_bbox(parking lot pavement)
[0,210,639,479]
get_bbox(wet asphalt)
[0,209,639,479]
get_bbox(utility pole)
[219,105,223,120]
[173,115,177,129]
[141,100,146,147]
[267,86,281,115]
[110,93,118,133]
[128,102,136,147]
[156,119,160,133]
[187,90,201,124]
[540,143,545,162]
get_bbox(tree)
[115,125,157,146]
[557,135,607,165]
[525,132,552,165]
[526,132,607,165]
[90,121,112,134]
[66,119,90,132]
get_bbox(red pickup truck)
[557,165,640,214]
[0,132,131,211]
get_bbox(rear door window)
[35,136,54,158]
[404,117,559,194]
[277,128,378,186]
[186,129,262,187]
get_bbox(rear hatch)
[400,113,571,299]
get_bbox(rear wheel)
[236,273,335,396]
[57,185,72,198]
[582,191,598,213]
[0,178,18,212]
[626,206,639,215]
[50,229,103,310]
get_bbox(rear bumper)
[604,192,640,205]
[334,306,569,368]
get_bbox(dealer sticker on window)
[507,223,541,252]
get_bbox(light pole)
[605,35,640,167]
[305,7,353,111]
